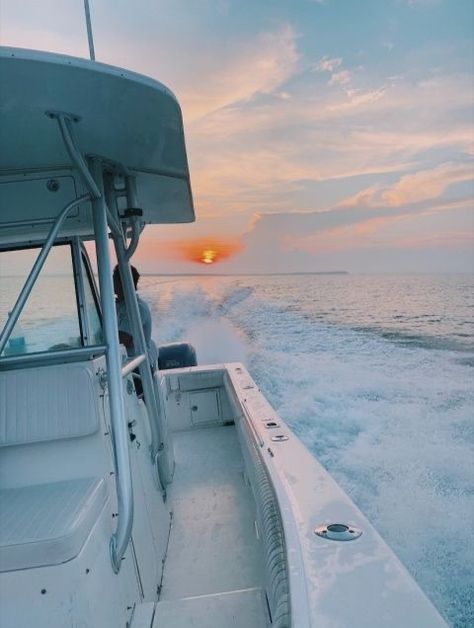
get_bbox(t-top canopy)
[0,47,194,245]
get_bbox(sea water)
[141,273,473,628]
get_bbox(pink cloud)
[339,162,474,209]
[382,163,474,206]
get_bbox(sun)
[201,249,217,264]
[162,238,243,265]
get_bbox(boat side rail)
[225,363,448,628]
[224,367,312,628]
[240,396,265,448]
[237,416,291,628]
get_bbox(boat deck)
[155,425,268,627]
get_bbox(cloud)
[283,213,474,255]
[186,66,473,222]
[3,1,471,273]
[329,70,351,86]
[394,231,474,250]
[340,162,474,209]
[398,0,442,7]
[325,85,388,111]
[313,55,354,90]
[381,163,474,206]
[178,24,300,121]
[232,193,473,272]
[314,56,343,73]
[282,214,409,253]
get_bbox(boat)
[0,46,448,627]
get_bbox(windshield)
[0,244,83,356]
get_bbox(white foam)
[145,277,474,626]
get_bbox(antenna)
[83,0,96,61]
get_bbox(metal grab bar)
[90,158,133,574]
[121,353,146,378]
[52,114,101,199]
[0,194,90,356]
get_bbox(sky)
[1,0,473,273]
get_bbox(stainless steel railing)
[0,194,91,356]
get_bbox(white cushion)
[0,364,100,446]
[0,477,107,572]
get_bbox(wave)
[217,285,254,313]
[349,325,474,353]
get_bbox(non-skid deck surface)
[154,588,266,628]
[158,426,267,626]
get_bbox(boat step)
[153,588,268,628]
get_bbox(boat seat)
[0,364,100,447]
[0,477,107,573]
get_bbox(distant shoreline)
[142,271,349,277]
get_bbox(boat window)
[79,250,103,346]
[0,244,82,356]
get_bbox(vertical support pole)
[125,175,139,209]
[71,237,91,346]
[104,178,171,492]
[83,0,96,61]
[115,241,163,458]
[124,175,142,260]
[90,158,133,573]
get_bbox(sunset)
[200,250,216,264]
[0,2,472,627]
[157,238,244,266]
[1,0,472,274]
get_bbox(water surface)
[142,273,473,628]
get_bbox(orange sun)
[201,249,217,264]
[161,238,244,265]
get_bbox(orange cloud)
[338,163,474,210]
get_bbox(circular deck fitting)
[314,523,362,541]
[264,421,280,429]
[271,434,288,442]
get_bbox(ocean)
[141,273,474,628]
[1,272,473,626]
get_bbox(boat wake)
[144,278,474,627]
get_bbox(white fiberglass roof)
[0,47,194,245]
